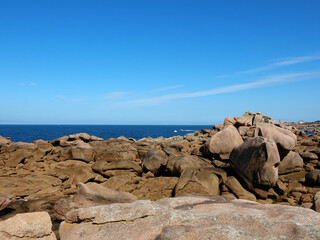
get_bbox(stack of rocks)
[0,112,320,239]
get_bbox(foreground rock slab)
[60,195,320,240]
[0,212,56,240]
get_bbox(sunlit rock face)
[202,125,243,160]
[59,195,320,240]
[254,123,297,153]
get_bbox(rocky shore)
[287,120,320,135]
[1,112,320,239]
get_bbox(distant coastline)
[0,124,212,143]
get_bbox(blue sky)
[0,0,319,124]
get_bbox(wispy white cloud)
[241,55,320,74]
[116,71,320,106]
[154,85,183,92]
[103,91,128,99]
[218,54,320,78]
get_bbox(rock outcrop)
[0,112,319,239]
[59,195,320,240]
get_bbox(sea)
[0,125,213,143]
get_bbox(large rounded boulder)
[230,136,280,187]
[203,125,243,160]
[254,123,297,153]
[166,155,212,176]
[71,142,95,163]
[278,151,304,174]
[141,150,168,174]
[174,169,220,196]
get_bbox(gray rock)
[305,171,320,186]
[230,136,280,187]
[279,151,304,174]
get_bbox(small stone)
[212,160,228,168]
[142,171,155,179]
[275,179,287,195]
[305,164,315,172]
[291,192,302,201]
[267,188,279,199]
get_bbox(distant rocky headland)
[1,112,320,239]
[287,120,320,135]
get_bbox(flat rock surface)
[60,195,320,240]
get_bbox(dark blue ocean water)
[0,125,212,143]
